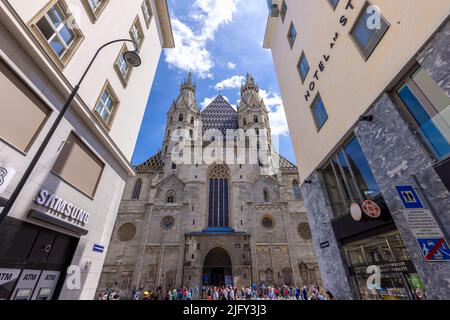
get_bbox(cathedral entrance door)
[203,247,232,287]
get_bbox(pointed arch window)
[189,129,193,139]
[254,115,259,123]
[243,118,247,126]
[166,190,176,203]
[208,165,230,228]
[190,117,195,124]
[263,188,270,202]
[132,179,142,200]
[169,116,173,123]
[293,180,302,200]
[179,114,184,122]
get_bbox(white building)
[0,0,173,300]
[264,0,450,300]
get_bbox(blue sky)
[131,0,296,166]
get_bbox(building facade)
[0,0,173,300]
[264,0,450,300]
[97,73,321,298]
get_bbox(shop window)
[0,60,51,152]
[129,16,145,49]
[343,230,422,300]
[396,66,450,160]
[52,132,104,197]
[82,0,109,22]
[350,2,390,60]
[287,22,297,49]
[29,0,84,68]
[141,0,153,28]
[321,136,380,217]
[311,94,328,131]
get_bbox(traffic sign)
[416,238,450,261]
[395,186,424,209]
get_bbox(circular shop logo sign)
[361,200,381,219]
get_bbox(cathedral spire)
[241,72,259,95]
[180,70,196,94]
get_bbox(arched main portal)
[203,247,232,286]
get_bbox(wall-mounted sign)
[350,203,362,221]
[303,0,355,102]
[320,241,330,249]
[361,200,381,219]
[404,209,450,262]
[0,164,16,194]
[93,244,104,253]
[30,189,90,235]
[396,186,424,209]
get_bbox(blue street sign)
[395,185,424,209]
[93,244,105,253]
[416,238,450,261]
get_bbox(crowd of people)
[130,283,335,301]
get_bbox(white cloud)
[259,89,290,137]
[227,62,236,70]
[165,0,240,78]
[214,75,245,90]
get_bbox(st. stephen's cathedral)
[97,73,321,296]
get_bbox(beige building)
[97,73,321,299]
[0,0,173,300]
[264,0,450,299]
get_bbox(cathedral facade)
[97,73,321,297]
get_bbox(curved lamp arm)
[77,39,138,86]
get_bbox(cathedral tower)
[162,71,201,172]
[238,73,273,160]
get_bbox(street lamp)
[0,39,141,226]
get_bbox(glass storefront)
[344,230,426,300]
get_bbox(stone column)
[248,201,258,284]
[175,204,189,288]
[268,232,279,284]
[281,203,300,287]
[134,203,153,290]
[156,230,167,288]
[302,173,355,300]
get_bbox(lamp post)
[0,39,142,226]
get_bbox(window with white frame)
[114,44,132,86]
[82,0,108,21]
[142,0,153,27]
[94,82,119,127]
[33,1,83,63]
[130,17,145,49]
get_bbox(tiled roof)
[135,151,164,173]
[201,95,238,137]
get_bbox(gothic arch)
[132,179,142,200]
[207,164,230,229]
